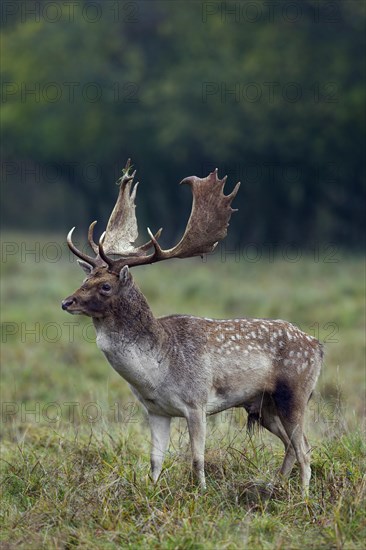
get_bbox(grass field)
[1,235,365,549]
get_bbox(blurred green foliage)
[1,0,365,247]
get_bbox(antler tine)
[88,221,99,254]
[67,227,98,267]
[139,227,163,252]
[226,181,241,209]
[98,232,114,269]
[122,158,131,175]
[119,158,136,185]
[146,227,164,259]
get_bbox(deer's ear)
[77,260,93,274]
[119,265,132,286]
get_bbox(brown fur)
[62,265,323,493]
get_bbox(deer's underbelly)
[130,385,187,417]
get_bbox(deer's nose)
[62,298,75,310]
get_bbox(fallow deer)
[62,160,323,493]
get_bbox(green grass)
[1,234,365,549]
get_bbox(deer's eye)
[101,283,111,292]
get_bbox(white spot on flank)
[289,351,294,357]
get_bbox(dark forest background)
[1,0,365,248]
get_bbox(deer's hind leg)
[271,380,312,493]
[244,393,296,476]
[250,396,297,478]
[260,399,313,489]
[260,406,297,477]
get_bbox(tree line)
[1,0,365,248]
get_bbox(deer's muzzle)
[62,297,76,311]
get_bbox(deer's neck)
[92,286,168,392]
[93,286,165,350]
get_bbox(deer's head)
[62,159,240,318]
[61,265,135,318]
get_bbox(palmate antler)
[67,160,160,267]
[67,159,240,273]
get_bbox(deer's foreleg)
[148,413,171,482]
[186,409,207,490]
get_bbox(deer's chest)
[95,329,188,416]
[96,330,159,390]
